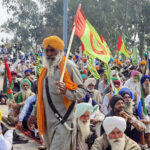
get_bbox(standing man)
[37,35,85,150]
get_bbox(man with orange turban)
[37,35,85,150]
[138,60,147,75]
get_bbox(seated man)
[119,88,134,115]
[7,79,34,126]
[11,71,20,94]
[84,78,102,107]
[104,95,145,143]
[92,116,141,150]
[102,79,121,115]
[76,103,97,150]
[17,94,37,130]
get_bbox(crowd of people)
[0,35,150,150]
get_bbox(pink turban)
[131,70,139,77]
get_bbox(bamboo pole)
[60,26,76,82]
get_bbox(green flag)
[87,57,100,80]
[74,4,111,64]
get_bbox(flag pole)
[60,26,76,82]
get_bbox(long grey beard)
[140,66,146,74]
[21,89,32,101]
[108,135,125,150]
[143,84,150,97]
[43,52,62,78]
[124,102,133,115]
[78,119,91,141]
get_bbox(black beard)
[116,107,124,113]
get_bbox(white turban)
[103,116,126,135]
[76,103,93,118]
[84,78,96,87]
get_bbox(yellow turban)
[43,35,65,51]
[0,110,2,121]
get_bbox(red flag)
[117,34,131,58]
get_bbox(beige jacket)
[91,134,141,150]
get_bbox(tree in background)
[1,0,150,56]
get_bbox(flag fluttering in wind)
[74,4,110,64]
[100,34,112,56]
[3,59,14,100]
[117,34,131,58]
[87,56,100,79]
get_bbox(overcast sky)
[0,2,13,42]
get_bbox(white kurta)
[123,78,141,105]
[0,130,13,150]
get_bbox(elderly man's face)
[132,74,138,82]
[108,128,124,140]
[87,83,94,90]
[45,46,59,60]
[123,94,131,103]
[114,100,125,113]
[79,111,90,124]
[126,61,130,67]
[25,72,31,77]
[22,82,29,90]
[144,79,150,86]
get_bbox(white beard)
[108,135,125,150]
[143,84,150,97]
[43,51,63,78]
[124,101,133,115]
[78,119,91,141]
[87,88,94,93]
[21,89,32,101]
[140,66,146,73]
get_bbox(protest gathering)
[0,0,150,150]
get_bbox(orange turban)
[43,35,65,51]
[114,59,122,65]
[139,60,147,65]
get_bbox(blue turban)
[76,103,93,118]
[141,75,150,84]
[119,87,134,100]
[24,69,32,74]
